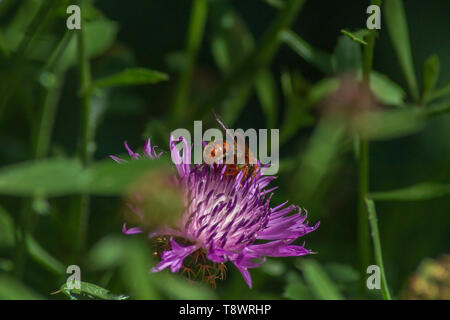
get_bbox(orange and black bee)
[203,112,259,178]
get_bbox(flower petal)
[151,238,199,273]
[122,223,144,235]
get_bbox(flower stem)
[357,0,381,297]
[365,198,392,300]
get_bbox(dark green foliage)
[0,0,449,300]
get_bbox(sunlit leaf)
[57,281,128,300]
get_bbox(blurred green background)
[0,0,449,300]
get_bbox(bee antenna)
[212,110,229,131]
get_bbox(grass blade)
[299,259,344,300]
[281,30,333,74]
[365,199,392,300]
[384,0,419,101]
[370,182,450,201]
[421,55,440,104]
[91,68,168,91]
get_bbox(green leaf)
[384,0,419,101]
[91,68,169,91]
[86,156,171,195]
[283,271,313,300]
[26,235,65,276]
[196,0,306,120]
[356,108,424,141]
[430,83,450,102]
[172,0,208,124]
[420,100,450,117]
[370,182,450,201]
[58,19,118,70]
[209,1,258,125]
[263,0,285,8]
[88,236,128,270]
[332,35,361,73]
[0,156,171,197]
[324,263,359,284]
[154,273,216,300]
[340,29,367,45]
[120,240,159,299]
[0,159,85,196]
[0,276,43,300]
[369,71,406,106]
[365,199,392,300]
[281,30,333,74]
[421,55,440,104]
[299,259,344,300]
[255,69,279,128]
[58,281,128,300]
[280,74,338,145]
[292,117,345,201]
[0,206,15,247]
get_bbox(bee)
[203,112,259,178]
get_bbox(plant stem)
[77,14,93,166]
[172,0,208,126]
[357,0,381,297]
[13,29,71,278]
[357,138,371,295]
[75,0,93,257]
[35,31,73,158]
[0,0,52,118]
[365,198,392,300]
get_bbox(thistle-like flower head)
[111,136,319,288]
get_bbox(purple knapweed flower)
[111,135,319,288]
